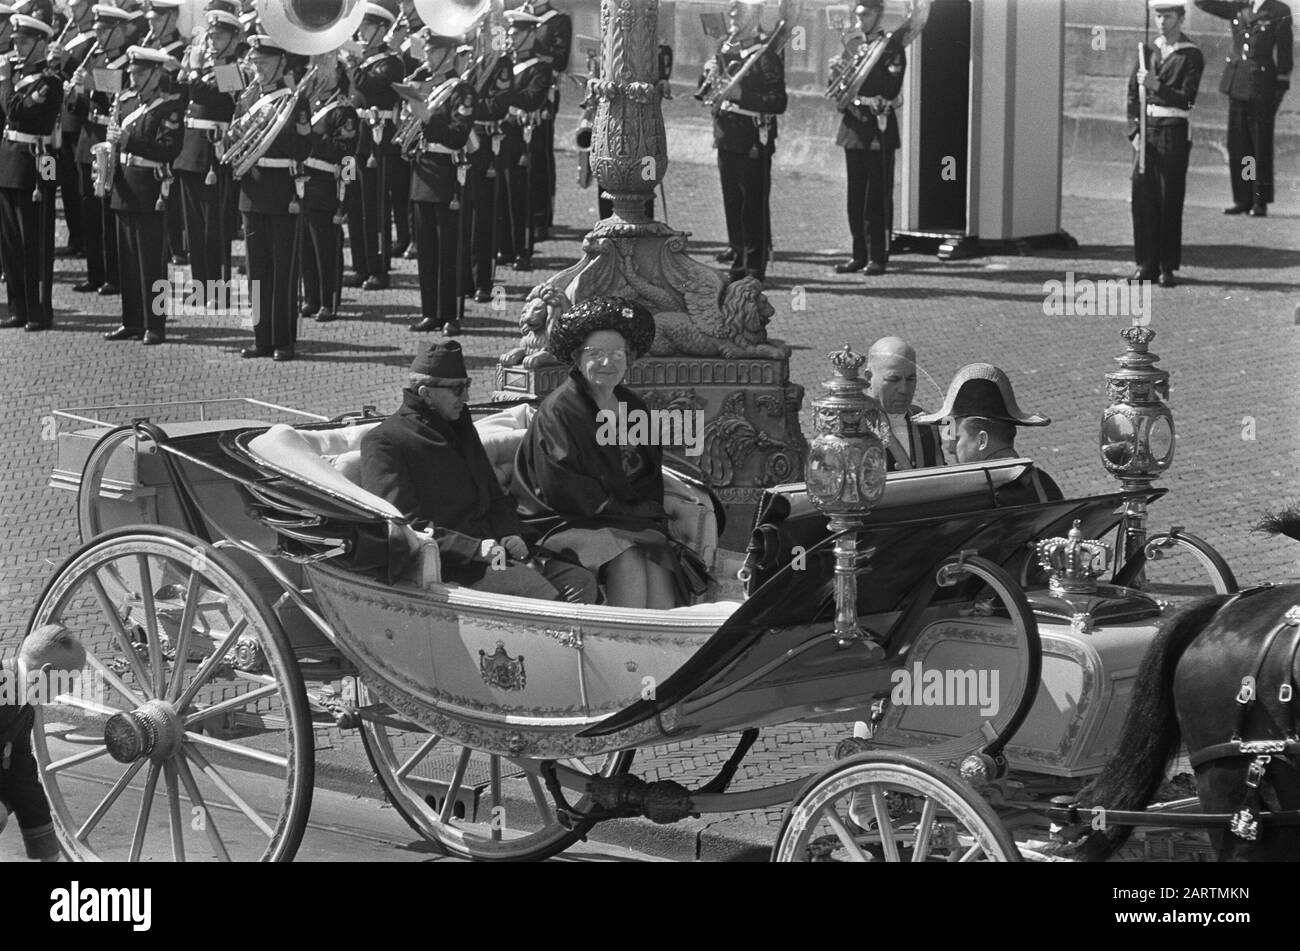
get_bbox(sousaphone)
[414,0,493,39]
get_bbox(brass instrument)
[413,0,492,41]
[91,91,123,199]
[824,0,930,113]
[703,0,803,110]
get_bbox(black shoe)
[104,326,143,341]
[72,281,100,293]
[170,254,189,266]
[403,244,418,260]
[97,283,120,296]
[834,259,867,274]
[442,321,462,336]
[24,321,49,332]
[143,330,165,345]
[342,273,367,288]
[241,346,273,358]
[715,248,736,263]
[1158,270,1177,287]
[0,316,26,329]
[391,241,409,258]
[1248,203,1268,217]
[300,303,318,317]
[314,308,335,323]
[410,318,438,332]
[1224,204,1250,215]
[272,347,294,362]
[474,289,492,303]
[864,261,887,276]
[362,274,389,290]
[1130,267,1158,284]
[513,255,532,272]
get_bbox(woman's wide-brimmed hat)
[913,363,1050,427]
[547,296,656,365]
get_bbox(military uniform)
[174,56,239,292]
[467,55,511,299]
[54,26,96,255]
[834,38,905,272]
[143,23,188,260]
[498,53,551,267]
[300,88,358,319]
[1195,0,1293,212]
[706,34,786,281]
[346,44,405,286]
[0,45,62,329]
[108,84,184,340]
[1127,32,1204,278]
[527,1,570,234]
[70,43,129,292]
[409,71,475,332]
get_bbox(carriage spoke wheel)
[29,526,313,862]
[773,752,1020,863]
[358,682,633,861]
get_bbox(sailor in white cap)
[522,0,570,238]
[498,6,551,271]
[141,0,188,265]
[102,44,183,344]
[0,11,61,331]
[48,0,97,258]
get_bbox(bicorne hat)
[547,296,656,365]
[410,340,470,383]
[913,363,1051,427]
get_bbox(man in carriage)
[360,340,598,603]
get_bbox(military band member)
[142,0,188,263]
[1128,0,1203,287]
[235,33,311,361]
[300,58,356,324]
[1195,0,1292,216]
[49,0,95,257]
[700,0,786,283]
[409,36,475,335]
[499,8,550,271]
[343,0,404,290]
[523,0,569,239]
[175,3,241,297]
[832,0,904,276]
[396,0,425,259]
[102,45,182,344]
[0,12,60,330]
[466,40,511,302]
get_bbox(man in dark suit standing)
[1195,0,1292,216]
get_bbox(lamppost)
[805,346,888,659]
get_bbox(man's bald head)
[866,336,919,414]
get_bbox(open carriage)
[26,339,1242,863]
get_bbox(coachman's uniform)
[0,55,62,329]
[834,38,905,270]
[174,58,239,290]
[498,53,551,266]
[1195,0,1293,211]
[409,71,475,331]
[347,45,405,284]
[1128,32,1204,276]
[300,90,358,318]
[707,35,786,281]
[110,87,184,339]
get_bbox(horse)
[1067,509,1300,861]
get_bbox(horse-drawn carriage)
[27,332,1289,864]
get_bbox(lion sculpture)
[500,283,570,367]
[647,277,791,360]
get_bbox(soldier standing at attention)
[523,0,569,241]
[102,45,184,344]
[47,0,93,258]
[140,0,188,266]
[1128,0,1203,288]
[831,0,905,277]
[698,0,786,284]
[1195,0,1292,216]
[499,8,551,272]
[0,12,61,331]
[300,58,357,325]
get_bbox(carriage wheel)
[77,425,157,545]
[1111,530,1238,595]
[772,751,1020,862]
[28,526,313,862]
[358,682,634,861]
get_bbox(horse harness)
[1186,596,1300,841]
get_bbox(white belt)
[422,142,457,155]
[4,130,54,145]
[1146,105,1190,119]
[120,153,165,169]
[255,157,295,169]
[507,106,539,122]
[369,109,397,120]
[719,102,771,121]
[305,157,339,173]
[186,118,229,132]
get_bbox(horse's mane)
[1254,504,1300,542]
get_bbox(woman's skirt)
[541,525,689,602]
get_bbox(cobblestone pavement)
[2,135,1296,860]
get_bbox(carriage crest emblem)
[479,641,526,691]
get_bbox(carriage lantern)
[1100,326,1175,568]
[806,345,889,658]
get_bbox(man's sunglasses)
[426,382,471,396]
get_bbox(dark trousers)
[244,211,300,350]
[116,210,167,334]
[717,147,771,279]
[467,162,497,294]
[390,156,411,248]
[177,169,235,289]
[344,177,368,276]
[0,184,56,324]
[79,162,119,288]
[1226,98,1276,207]
[165,188,186,261]
[56,138,83,251]
[504,151,535,260]
[845,145,894,265]
[1132,122,1191,272]
[413,200,461,324]
[0,727,60,860]
[494,148,516,261]
[536,119,555,229]
[345,152,396,277]
[301,208,341,314]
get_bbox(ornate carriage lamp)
[1100,326,1174,569]
[806,346,889,659]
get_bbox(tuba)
[413,0,492,40]
[824,0,930,113]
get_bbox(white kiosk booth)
[895,0,1077,258]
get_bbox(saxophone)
[91,90,122,199]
